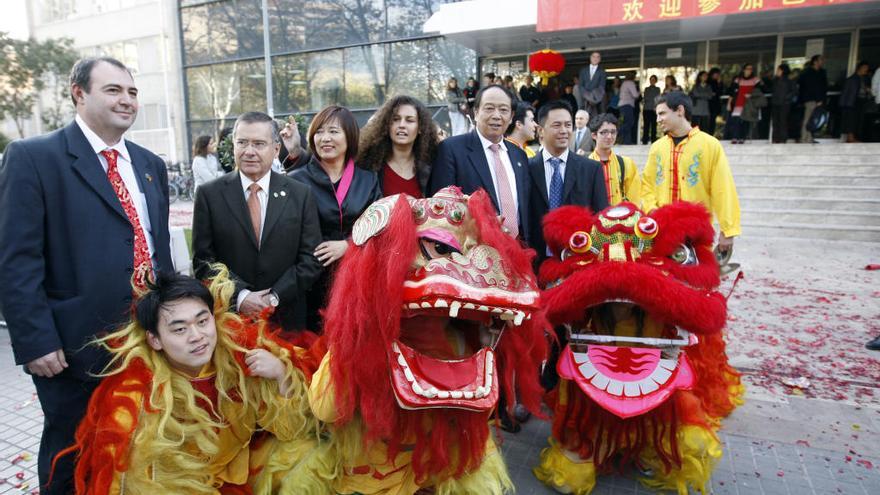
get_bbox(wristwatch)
[267,291,280,307]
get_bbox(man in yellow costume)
[641,91,741,253]
[59,268,320,494]
[588,113,641,206]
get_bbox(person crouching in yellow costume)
[57,267,321,494]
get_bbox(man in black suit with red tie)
[428,84,531,243]
[191,112,322,331]
[0,57,173,494]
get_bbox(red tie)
[488,143,519,237]
[101,149,152,290]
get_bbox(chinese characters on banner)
[538,0,871,32]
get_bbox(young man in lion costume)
[59,268,321,494]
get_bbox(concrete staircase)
[615,142,880,243]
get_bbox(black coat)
[526,152,608,265]
[798,67,828,103]
[0,122,173,379]
[288,157,382,242]
[428,130,531,242]
[192,171,323,329]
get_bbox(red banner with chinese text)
[537,0,874,32]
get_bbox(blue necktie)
[549,157,563,211]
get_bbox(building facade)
[178,0,477,148]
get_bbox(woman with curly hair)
[357,95,438,198]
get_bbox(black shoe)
[499,415,522,433]
[867,336,880,351]
[513,404,531,423]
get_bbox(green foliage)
[0,131,10,154]
[0,33,79,137]
[217,131,234,171]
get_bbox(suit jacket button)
[125,238,134,246]
[126,267,133,274]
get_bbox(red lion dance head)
[322,186,548,482]
[534,202,742,494]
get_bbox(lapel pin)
[145,173,153,182]
[280,190,287,197]
[273,192,279,198]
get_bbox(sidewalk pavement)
[1,229,878,494]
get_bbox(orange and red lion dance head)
[322,186,548,481]
[534,202,743,494]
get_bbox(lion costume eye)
[419,238,460,260]
[670,244,698,266]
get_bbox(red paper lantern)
[529,49,566,85]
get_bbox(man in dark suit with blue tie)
[0,57,172,493]
[428,84,530,242]
[527,100,608,266]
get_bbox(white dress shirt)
[75,114,155,258]
[542,148,569,199]
[236,170,272,309]
[590,64,598,79]
[475,129,519,213]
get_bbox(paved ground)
[1,201,878,493]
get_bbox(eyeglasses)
[597,130,618,136]
[234,139,272,151]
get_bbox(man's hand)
[240,289,274,315]
[315,240,348,267]
[279,117,301,158]
[245,349,290,395]
[26,349,68,378]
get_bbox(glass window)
[345,45,386,109]
[644,42,702,92]
[387,40,430,102]
[307,50,344,110]
[428,38,477,105]
[707,36,777,88]
[211,0,264,61]
[269,0,449,54]
[857,28,880,75]
[272,53,309,114]
[181,0,264,65]
[181,4,210,64]
[186,60,267,121]
[782,32,851,92]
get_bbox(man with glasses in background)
[191,111,322,332]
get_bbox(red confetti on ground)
[777,470,785,477]
[864,264,880,271]
[856,459,874,469]
[796,440,811,447]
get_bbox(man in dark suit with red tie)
[191,112,322,331]
[0,57,173,493]
[428,84,531,243]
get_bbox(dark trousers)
[692,115,711,132]
[32,374,98,494]
[642,110,657,144]
[619,105,635,145]
[707,109,720,137]
[728,116,750,141]
[772,104,790,143]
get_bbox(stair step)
[742,222,880,243]
[617,143,880,155]
[735,174,880,186]
[736,185,880,199]
[740,196,880,211]
[741,208,880,227]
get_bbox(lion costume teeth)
[534,202,743,495]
